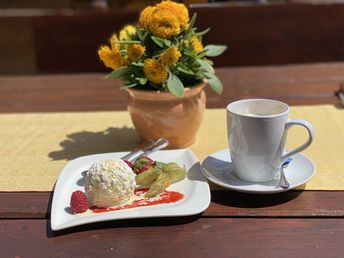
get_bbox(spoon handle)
[120,139,156,161]
[279,167,290,189]
[132,138,169,161]
[279,158,293,189]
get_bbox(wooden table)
[1,62,344,257]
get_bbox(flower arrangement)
[98,0,226,98]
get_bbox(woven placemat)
[0,105,343,191]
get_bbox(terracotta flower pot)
[126,82,206,148]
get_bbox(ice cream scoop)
[85,159,136,208]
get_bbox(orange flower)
[156,1,189,29]
[98,46,127,70]
[143,58,167,84]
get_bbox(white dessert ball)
[85,159,136,208]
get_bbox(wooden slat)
[0,63,342,113]
[1,218,344,257]
[2,191,344,219]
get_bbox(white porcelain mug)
[227,99,314,183]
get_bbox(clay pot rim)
[125,80,207,101]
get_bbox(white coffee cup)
[227,99,314,183]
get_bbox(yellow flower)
[98,45,127,70]
[119,25,136,40]
[148,9,180,39]
[156,1,189,29]
[110,34,120,52]
[126,44,145,62]
[160,47,181,67]
[139,6,155,28]
[143,58,168,84]
[190,36,203,53]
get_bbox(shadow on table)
[46,214,201,238]
[334,103,344,110]
[48,127,140,161]
[210,187,304,208]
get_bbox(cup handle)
[281,119,314,161]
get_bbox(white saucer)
[202,149,316,194]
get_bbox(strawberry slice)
[124,160,134,168]
[134,156,154,175]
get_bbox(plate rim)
[51,148,210,231]
[201,148,316,194]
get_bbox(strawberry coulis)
[90,188,184,213]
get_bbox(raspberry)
[70,190,89,214]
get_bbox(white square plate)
[51,148,210,231]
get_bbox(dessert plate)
[51,149,210,231]
[202,149,316,194]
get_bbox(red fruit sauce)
[90,188,184,213]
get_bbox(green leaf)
[197,58,215,73]
[131,62,144,67]
[151,36,164,47]
[142,31,149,41]
[205,72,223,94]
[204,45,227,57]
[167,73,185,98]
[194,28,210,37]
[106,66,131,79]
[188,13,197,31]
[184,50,198,59]
[184,13,197,41]
[117,40,141,44]
[136,77,147,85]
[122,82,138,88]
[163,39,172,47]
[177,66,195,76]
[136,28,143,41]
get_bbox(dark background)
[1,0,344,74]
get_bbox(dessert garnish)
[134,157,186,197]
[70,190,89,214]
[69,156,186,214]
[132,156,154,174]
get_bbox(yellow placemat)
[0,105,343,191]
